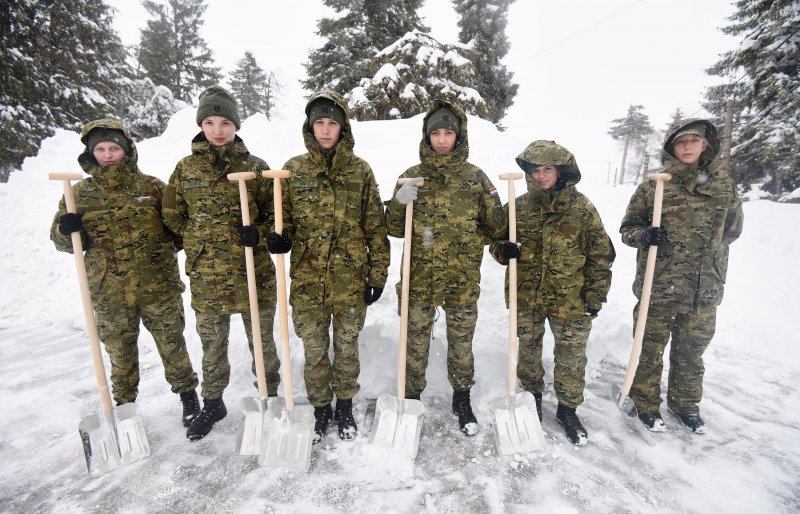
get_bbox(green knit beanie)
[87,128,132,156]
[307,98,345,127]
[196,86,241,129]
[425,107,460,137]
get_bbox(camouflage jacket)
[386,100,505,307]
[490,141,615,318]
[163,133,276,314]
[50,118,184,307]
[281,91,389,309]
[620,118,744,313]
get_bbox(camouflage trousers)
[293,304,366,407]
[405,302,478,397]
[194,304,280,400]
[94,295,198,405]
[517,310,592,408]
[629,304,717,414]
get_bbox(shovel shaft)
[50,173,114,415]
[263,170,295,410]
[501,174,523,395]
[620,172,671,396]
[228,172,269,399]
[397,178,423,400]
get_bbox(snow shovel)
[228,171,284,456]
[50,172,150,477]
[492,173,546,456]
[258,169,314,471]
[612,172,671,442]
[369,177,425,459]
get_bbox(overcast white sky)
[106,0,738,178]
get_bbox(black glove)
[59,213,83,235]
[364,284,383,306]
[585,307,599,317]
[641,226,667,247]
[237,225,259,247]
[500,241,521,260]
[266,229,292,254]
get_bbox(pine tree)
[608,105,654,185]
[119,78,187,140]
[1,0,131,181]
[347,31,490,121]
[302,0,428,95]
[453,0,518,124]
[229,51,281,120]
[138,0,221,102]
[705,0,799,195]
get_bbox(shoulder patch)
[489,186,498,196]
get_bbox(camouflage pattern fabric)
[163,132,280,400]
[280,91,389,405]
[50,118,197,403]
[95,295,197,404]
[516,309,592,408]
[385,100,506,308]
[621,118,743,415]
[620,118,743,313]
[628,305,716,414]
[489,140,615,318]
[195,309,281,400]
[405,303,478,397]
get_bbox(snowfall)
[1,109,798,513]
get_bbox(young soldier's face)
[532,165,559,191]
[672,135,708,167]
[201,116,236,146]
[429,128,457,154]
[93,141,126,166]
[312,118,342,149]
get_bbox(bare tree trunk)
[617,135,630,185]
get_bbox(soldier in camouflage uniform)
[267,91,389,444]
[50,118,200,428]
[386,100,505,436]
[490,141,615,446]
[620,118,743,434]
[163,86,281,441]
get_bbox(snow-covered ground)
[1,111,798,513]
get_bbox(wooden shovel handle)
[500,173,523,395]
[397,177,423,399]
[621,172,672,396]
[227,172,269,400]
[260,170,294,410]
[49,172,114,415]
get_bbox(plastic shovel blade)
[115,402,151,465]
[236,397,268,456]
[78,411,121,477]
[611,383,655,446]
[491,392,546,456]
[258,399,315,471]
[369,394,424,459]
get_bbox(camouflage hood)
[419,99,469,171]
[301,90,356,170]
[78,118,138,176]
[662,118,720,174]
[515,140,581,192]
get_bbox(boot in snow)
[452,389,478,436]
[670,409,706,434]
[556,403,587,446]
[186,397,227,441]
[180,390,201,427]
[639,411,666,432]
[533,392,543,422]
[313,404,333,444]
[334,398,358,441]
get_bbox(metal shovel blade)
[611,384,655,445]
[369,394,424,459]
[491,392,546,456]
[236,396,270,455]
[115,402,150,465]
[258,399,315,471]
[78,411,121,477]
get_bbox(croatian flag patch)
[489,187,498,196]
